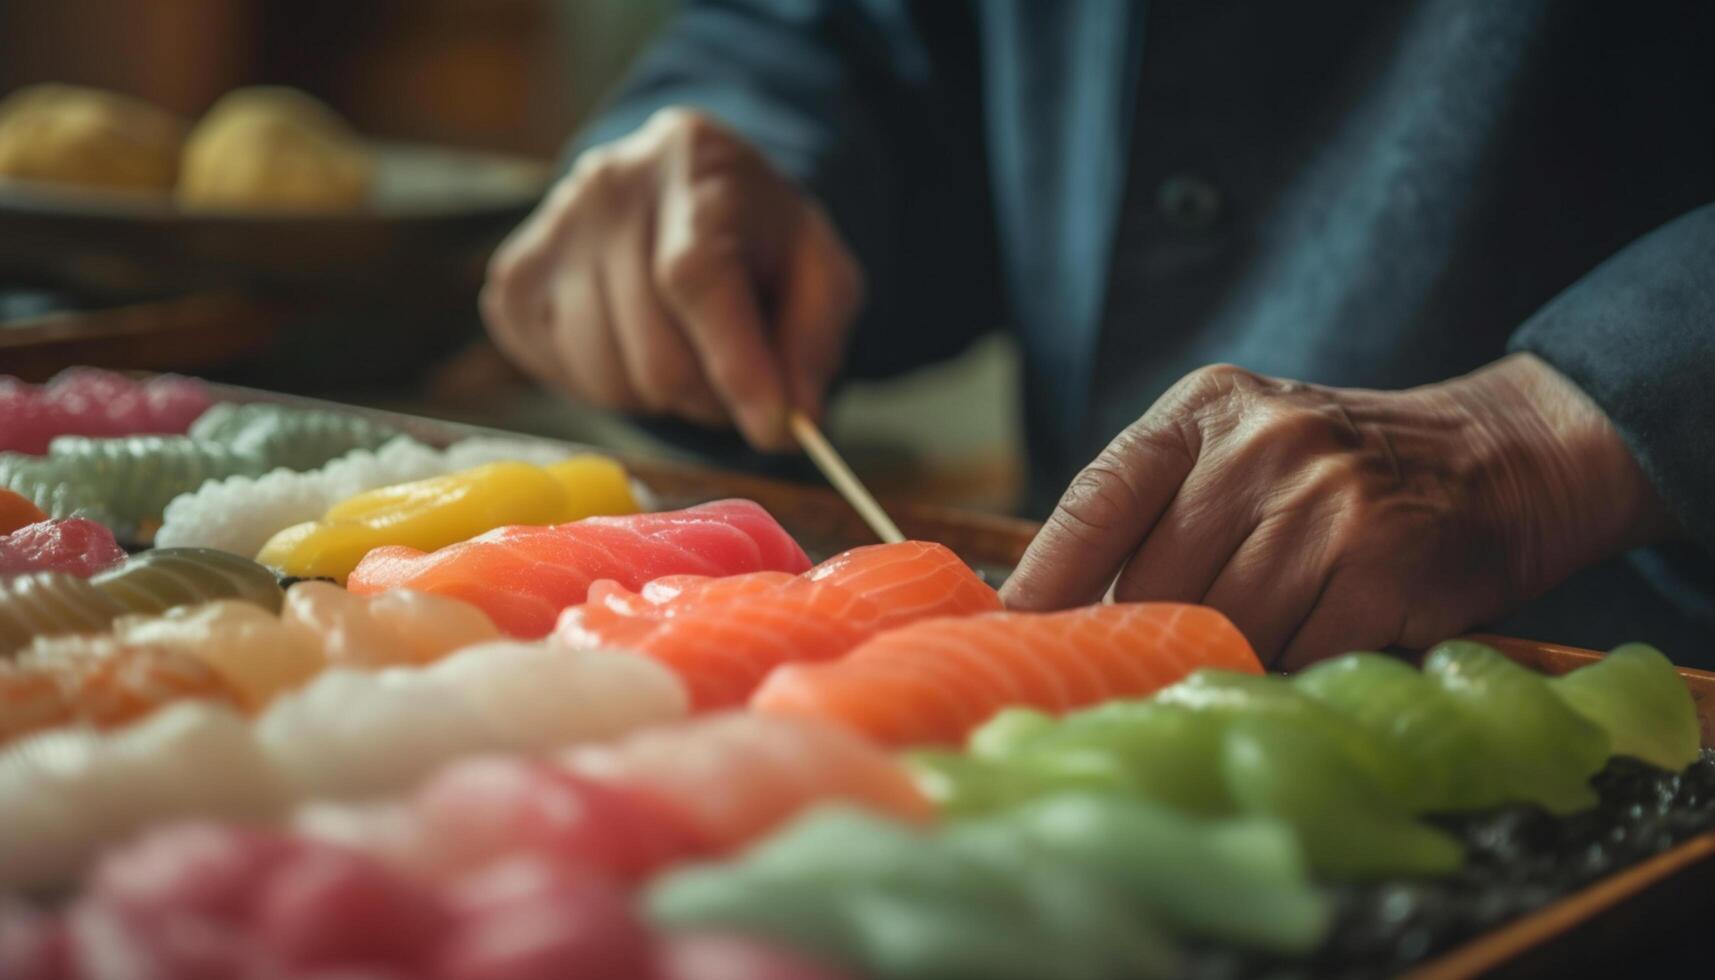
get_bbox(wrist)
[1449,353,1674,596]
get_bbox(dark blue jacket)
[576,0,1715,662]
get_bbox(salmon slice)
[750,603,1261,747]
[346,500,811,638]
[553,541,999,710]
[805,541,1001,632]
[560,712,932,850]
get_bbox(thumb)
[774,205,864,421]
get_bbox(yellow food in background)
[177,86,372,212]
[257,456,639,583]
[0,84,185,192]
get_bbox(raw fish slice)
[258,456,638,583]
[1549,643,1700,771]
[112,601,325,710]
[188,402,400,472]
[1294,653,1503,811]
[349,500,812,638]
[561,577,882,711]
[752,603,1260,747]
[256,667,506,801]
[1424,640,1609,814]
[402,756,707,880]
[969,794,1330,954]
[0,488,47,533]
[279,581,498,667]
[92,547,284,616]
[0,369,211,454]
[19,635,244,730]
[0,664,72,742]
[423,641,688,750]
[659,933,856,980]
[155,436,446,554]
[0,517,126,579]
[563,712,931,850]
[804,541,1000,631]
[432,855,656,980]
[0,704,283,889]
[0,572,123,657]
[1221,715,1464,878]
[647,807,1180,980]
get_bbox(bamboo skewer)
[787,410,906,544]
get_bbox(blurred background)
[0,0,1024,513]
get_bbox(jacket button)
[1157,173,1222,231]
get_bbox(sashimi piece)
[804,541,1001,632]
[1293,653,1508,811]
[348,500,811,638]
[660,933,856,980]
[969,794,1331,954]
[422,641,688,751]
[401,755,707,880]
[257,456,638,583]
[432,856,657,980]
[560,576,883,710]
[0,665,73,743]
[1221,715,1464,878]
[0,573,124,658]
[0,489,48,534]
[18,635,244,731]
[751,603,1261,747]
[563,712,932,850]
[647,807,1180,980]
[256,640,687,802]
[1423,640,1610,815]
[279,580,499,667]
[0,369,211,455]
[0,518,126,579]
[111,601,325,711]
[0,704,285,889]
[556,542,1000,710]
[1549,643,1701,771]
[256,667,509,801]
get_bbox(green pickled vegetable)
[1295,652,1503,811]
[189,403,399,472]
[1550,643,1699,771]
[649,807,1180,980]
[977,793,1331,954]
[1221,716,1464,878]
[1424,641,1609,815]
[0,572,123,657]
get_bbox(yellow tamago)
[257,457,638,583]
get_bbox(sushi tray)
[1,370,1714,979]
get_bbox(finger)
[1199,512,1333,663]
[605,218,724,419]
[775,205,862,420]
[1276,569,1398,671]
[1001,421,1198,611]
[1110,461,1258,604]
[654,186,789,448]
[550,267,641,410]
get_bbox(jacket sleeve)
[570,0,1003,382]
[1510,202,1715,553]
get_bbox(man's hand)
[482,108,864,449]
[1001,354,1674,667]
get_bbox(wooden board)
[184,383,1715,977]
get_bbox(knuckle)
[1054,462,1145,538]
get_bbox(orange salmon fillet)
[749,602,1260,746]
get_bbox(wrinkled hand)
[482,108,863,449]
[1001,354,1672,667]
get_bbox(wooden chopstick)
[787,410,907,544]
